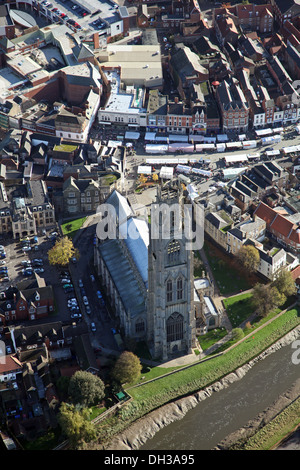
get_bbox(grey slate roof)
[99,238,146,318]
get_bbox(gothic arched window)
[177,277,183,300]
[166,279,173,302]
[166,313,184,343]
[167,239,181,264]
[135,319,145,333]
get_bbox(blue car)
[96,290,102,299]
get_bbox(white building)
[98,69,147,129]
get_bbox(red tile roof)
[254,202,277,226]
[0,355,22,375]
[291,264,300,280]
[270,213,294,237]
[255,202,300,246]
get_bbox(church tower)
[147,180,196,360]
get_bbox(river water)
[141,342,300,450]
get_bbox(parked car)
[82,296,89,306]
[6,345,12,354]
[22,246,31,252]
[96,290,102,299]
[61,278,71,284]
[0,260,6,266]
[85,305,91,315]
[78,279,83,288]
[22,269,33,276]
[34,268,44,274]
[90,274,95,282]
[71,313,82,319]
[80,287,86,296]
[63,284,73,289]
[91,322,96,332]
[64,287,74,293]
[21,260,31,266]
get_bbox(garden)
[203,241,258,295]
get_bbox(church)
[94,179,219,360]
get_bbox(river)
[141,341,300,450]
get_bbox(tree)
[48,236,79,267]
[237,245,260,273]
[252,283,286,317]
[272,269,296,298]
[111,351,142,385]
[68,371,105,407]
[232,328,244,342]
[58,403,96,449]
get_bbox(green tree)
[68,371,105,407]
[237,245,260,272]
[111,351,142,385]
[252,283,286,317]
[232,328,244,342]
[56,376,71,401]
[272,269,296,298]
[48,236,79,267]
[58,403,96,449]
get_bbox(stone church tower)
[147,180,197,360]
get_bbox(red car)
[60,13,66,17]
[52,7,58,11]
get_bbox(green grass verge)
[198,328,228,352]
[95,307,300,444]
[203,242,252,295]
[233,398,300,450]
[223,293,254,328]
[61,217,87,239]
